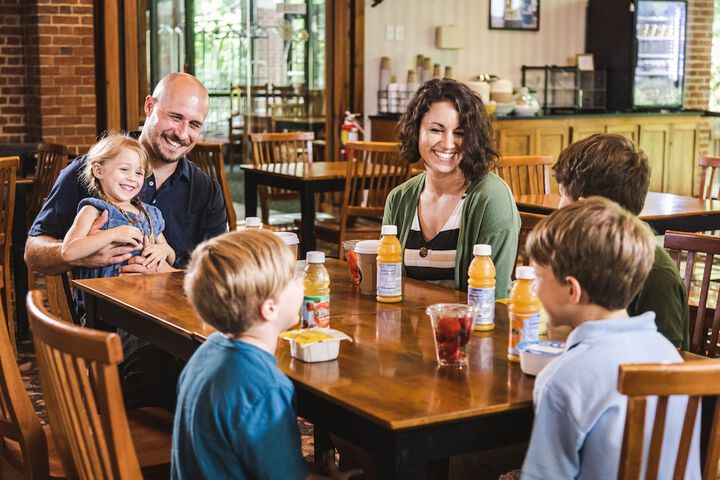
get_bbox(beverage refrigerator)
[586,0,687,111]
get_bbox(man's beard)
[152,132,191,163]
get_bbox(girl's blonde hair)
[82,131,151,197]
[82,132,156,239]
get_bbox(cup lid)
[473,244,491,256]
[355,239,381,254]
[245,217,262,228]
[306,251,325,263]
[381,225,397,236]
[273,231,299,245]
[516,266,536,280]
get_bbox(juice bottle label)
[508,312,540,357]
[468,286,495,326]
[302,294,330,328]
[377,263,402,297]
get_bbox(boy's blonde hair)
[82,132,150,197]
[526,196,655,310]
[183,230,296,334]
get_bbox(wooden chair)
[516,212,547,268]
[664,230,720,357]
[27,290,173,479]
[27,143,67,225]
[496,155,553,195]
[699,156,720,201]
[250,131,314,227]
[0,288,56,479]
[0,157,17,350]
[617,361,720,479]
[315,141,408,257]
[187,142,238,231]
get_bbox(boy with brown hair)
[520,197,699,479]
[172,230,358,479]
[553,133,688,349]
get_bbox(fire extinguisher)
[340,111,365,160]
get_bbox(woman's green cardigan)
[382,171,521,298]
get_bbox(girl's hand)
[110,225,143,246]
[141,243,171,271]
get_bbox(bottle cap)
[273,231,299,245]
[473,244,491,256]
[515,266,536,280]
[306,251,325,264]
[381,225,397,236]
[245,217,262,228]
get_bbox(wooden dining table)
[75,259,536,479]
[241,161,348,254]
[515,191,720,233]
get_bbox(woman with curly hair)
[382,78,520,296]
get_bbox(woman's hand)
[109,225,143,246]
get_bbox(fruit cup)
[341,240,361,285]
[426,303,481,367]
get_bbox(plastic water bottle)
[468,244,495,331]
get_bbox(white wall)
[364,0,588,120]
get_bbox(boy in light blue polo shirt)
[521,197,699,479]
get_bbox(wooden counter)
[370,112,703,196]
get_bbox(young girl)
[62,132,175,277]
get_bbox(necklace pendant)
[419,246,429,258]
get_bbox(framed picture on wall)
[489,0,540,31]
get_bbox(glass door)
[634,0,687,109]
[148,0,191,88]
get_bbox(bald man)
[25,73,228,411]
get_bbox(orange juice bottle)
[508,266,541,362]
[376,225,402,303]
[302,251,330,328]
[245,217,262,230]
[468,244,496,331]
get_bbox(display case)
[521,66,607,114]
[586,0,687,111]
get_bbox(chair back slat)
[187,142,237,230]
[27,143,66,225]
[27,290,142,479]
[0,157,18,350]
[617,361,720,480]
[664,231,720,356]
[699,156,720,201]
[250,132,314,225]
[496,155,553,195]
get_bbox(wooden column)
[325,0,364,161]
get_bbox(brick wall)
[686,0,713,157]
[0,0,29,143]
[0,0,97,152]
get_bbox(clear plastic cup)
[341,240,361,285]
[426,303,481,367]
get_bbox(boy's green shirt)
[629,245,689,350]
[382,171,520,297]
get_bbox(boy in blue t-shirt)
[172,230,358,479]
[521,197,699,479]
